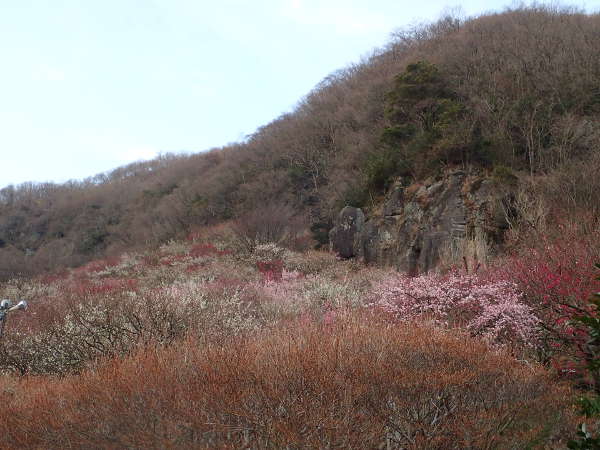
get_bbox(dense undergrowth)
[0,222,597,447]
[1,4,599,448]
[0,318,575,449]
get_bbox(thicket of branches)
[0,316,576,448]
[1,4,599,278]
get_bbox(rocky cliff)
[329,170,512,273]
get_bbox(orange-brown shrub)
[0,314,576,449]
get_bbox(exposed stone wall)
[328,206,365,259]
[329,170,512,273]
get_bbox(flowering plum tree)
[370,271,540,347]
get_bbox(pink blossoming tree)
[369,272,540,348]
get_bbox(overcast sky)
[1,0,599,188]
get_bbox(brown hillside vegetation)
[1,4,599,278]
[1,5,600,448]
[0,317,576,449]
[0,219,593,447]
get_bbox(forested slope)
[1,4,599,278]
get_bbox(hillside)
[1,4,599,279]
[1,5,600,446]
[0,229,585,447]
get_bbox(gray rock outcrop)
[329,170,513,273]
[328,206,365,258]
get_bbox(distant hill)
[1,4,599,279]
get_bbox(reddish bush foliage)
[256,259,283,282]
[186,230,203,242]
[159,253,189,266]
[500,228,600,310]
[189,242,231,258]
[0,315,576,449]
[494,220,600,381]
[63,278,138,296]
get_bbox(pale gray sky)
[1,0,598,187]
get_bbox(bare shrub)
[536,152,600,219]
[0,315,576,449]
[231,202,308,252]
[503,152,600,250]
[0,279,268,375]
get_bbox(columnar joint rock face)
[329,170,512,273]
[328,206,365,259]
